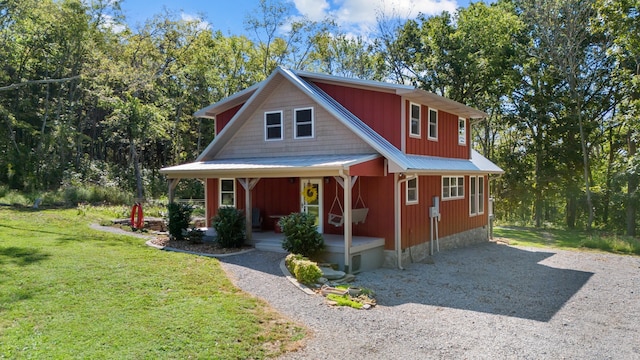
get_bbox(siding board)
[216,81,375,159]
[314,82,402,149]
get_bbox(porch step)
[254,238,287,253]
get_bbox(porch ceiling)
[160,153,380,179]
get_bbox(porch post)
[168,179,179,203]
[342,174,352,273]
[238,178,260,242]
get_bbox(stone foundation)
[383,226,489,268]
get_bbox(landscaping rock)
[319,267,345,280]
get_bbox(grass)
[494,225,640,255]
[0,207,305,359]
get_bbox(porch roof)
[390,149,504,175]
[160,153,380,179]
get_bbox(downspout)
[395,173,417,270]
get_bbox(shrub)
[186,227,205,243]
[279,212,324,258]
[285,253,305,273]
[212,207,245,248]
[292,259,322,285]
[167,202,193,240]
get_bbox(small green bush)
[168,202,193,240]
[292,259,322,285]
[187,227,205,243]
[212,207,245,248]
[285,253,305,273]
[279,212,324,258]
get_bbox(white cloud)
[291,0,331,21]
[181,13,211,31]
[100,14,126,34]
[291,0,458,35]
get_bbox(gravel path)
[218,242,640,359]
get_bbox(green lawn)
[494,225,640,255]
[0,207,305,359]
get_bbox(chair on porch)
[252,208,263,232]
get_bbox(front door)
[301,178,323,233]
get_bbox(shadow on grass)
[0,246,51,266]
[357,243,593,322]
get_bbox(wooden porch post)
[343,175,352,273]
[168,179,179,203]
[238,178,260,242]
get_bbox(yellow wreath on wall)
[302,183,318,203]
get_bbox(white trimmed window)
[428,108,438,140]
[458,117,466,145]
[470,176,477,214]
[442,176,464,200]
[470,176,485,215]
[410,103,421,138]
[264,111,283,141]
[294,107,314,139]
[219,179,236,207]
[478,176,484,214]
[406,177,418,204]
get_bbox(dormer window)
[294,107,314,139]
[265,111,283,141]
[428,108,438,140]
[410,103,421,138]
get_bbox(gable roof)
[294,70,488,120]
[161,67,503,177]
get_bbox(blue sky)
[120,0,477,36]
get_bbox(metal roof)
[164,67,502,177]
[399,150,504,175]
[160,154,380,179]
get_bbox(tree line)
[0,0,637,235]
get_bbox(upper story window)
[458,117,466,145]
[442,176,464,200]
[470,176,485,215]
[410,103,421,138]
[428,108,438,140]
[406,177,418,204]
[219,179,236,207]
[294,107,314,139]
[264,111,283,141]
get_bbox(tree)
[596,0,640,236]
[520,0,616,230]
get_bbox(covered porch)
[161,153,388,273]
[250,231,385,273]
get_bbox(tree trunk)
[130,138,144,201]
[627,132,637,236]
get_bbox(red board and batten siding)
[313,82,402,149]
[206,178,300,230]
[215,104,244,134]
[405,101,469,159]
[401,175,488,250]
[323,176,395,249]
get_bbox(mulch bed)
[149,236,253,255]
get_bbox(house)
[160,67,503,272]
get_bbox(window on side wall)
[470,176,485,215]
[294,107,314,139]
[219,179,235,207]
[442,176,464,200]
[406,177,418,204]
[470,176,477,215]
[410,103,421,138]
[428,108,438,140]
[458,117,466,145]
[264,111,283,141]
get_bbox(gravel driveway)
[218,242,640,359]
